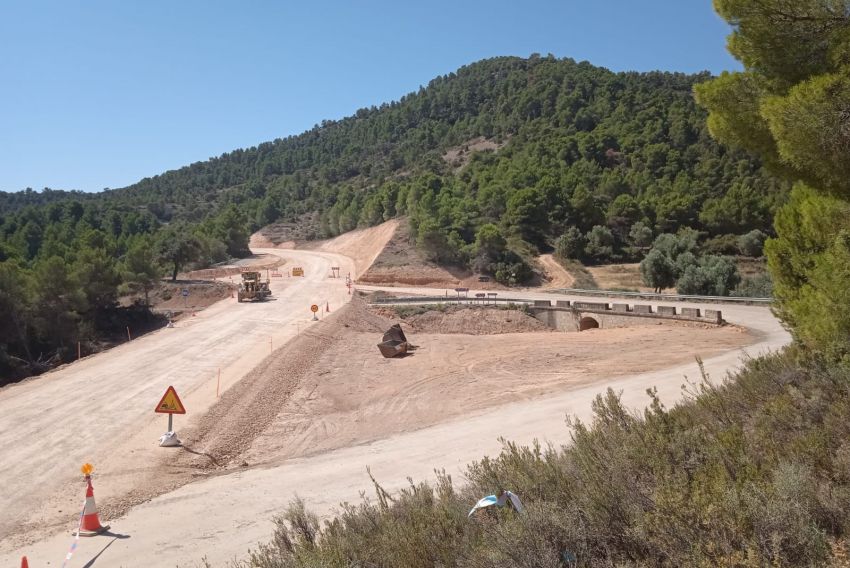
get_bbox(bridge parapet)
[529,301,723,329]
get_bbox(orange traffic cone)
[79,474,109,536]
[20,557,28,568]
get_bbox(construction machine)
[237,271,271,302]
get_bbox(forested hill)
[0,187,92,215]
[108,55,783,239]
[0,55,784,381]
[4,55,784,259]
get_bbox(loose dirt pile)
[371,305,551,335]
[176,298,392,469]
[130,280,233,313]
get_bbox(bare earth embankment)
[356,220,491,287]
[253,218,400,279]
[537,253,575,288]
[240,300,751,469]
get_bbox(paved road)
[0,274,789,567]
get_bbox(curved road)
[0,253,789,566]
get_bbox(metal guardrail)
[370,296,532,305]
[369,291,771,306]
[545,288,772,305]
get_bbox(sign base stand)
[159,431,181,447]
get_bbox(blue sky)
[0,1,738,193]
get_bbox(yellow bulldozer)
[237,271,271,302]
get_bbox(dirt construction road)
[0,249,353,550]
[0,251,789,566]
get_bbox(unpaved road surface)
[242,305,753,465]
[538,253,575,288]
[0,274,789,566]
[0,248,353,547]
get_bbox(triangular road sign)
[155,385,186,414]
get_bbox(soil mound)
[332,297,395,333]
[371,305,551,335]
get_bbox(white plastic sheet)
[159,431,181,447]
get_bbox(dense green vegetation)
[78,56,784,260]
[1,54,784,381]
[235,2,850,566]
[637,230,753,296]
[0,202,249,383]
[696,0,850,356]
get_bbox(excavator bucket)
[377,324,409,358]
[382,324,407,343]
[377,339,408,358]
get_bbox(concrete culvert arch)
[579,316,600,331]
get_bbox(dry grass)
[585,263,648,291]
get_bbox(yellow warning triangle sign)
[155,385,186,414]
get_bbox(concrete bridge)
[527,299,722,331]
[369,293,723,331]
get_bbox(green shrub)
[702,233,740,255]
[243,351,850,567]
[555,227,586,260]
[583,225,615,263]
[733,272,773,297]
[738,229,767,258]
